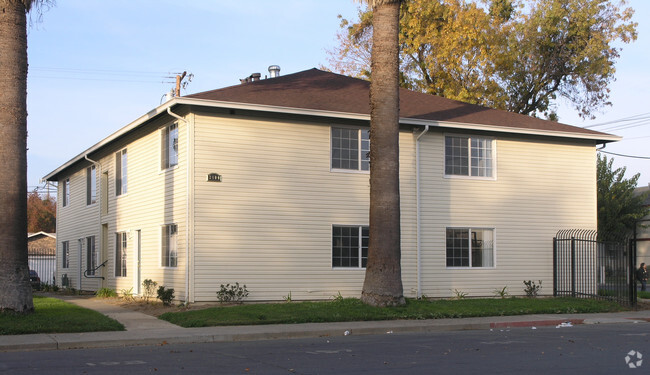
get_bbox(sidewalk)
[1,297,649,352]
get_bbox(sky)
[26,0,649,191]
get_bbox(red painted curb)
[490,319,585,329]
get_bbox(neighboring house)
[43,68,619,302]
[27,232,56,285]
[635,184,650,266]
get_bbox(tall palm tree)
[360,0,405,307]
[0,0,39,313]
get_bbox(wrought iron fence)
[553,229,636,305]
[28,248,56,288]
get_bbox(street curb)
[1,315,649,352]
[490,319,585,329]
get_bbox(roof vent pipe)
[268,65,281,78]
[251,73,261,81]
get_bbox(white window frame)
[62,241,70,269]
[115,232,127,277]
[330,126,370,173]
[161,224,178,268]
[445,227,496,269]
[62,178,70,207]
[86,236,97,275]
[86,165,97,205]
[444,134,496,180]
[161,123,179,170]
[332,225,369,269]
[115,148,127,196]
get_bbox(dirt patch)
[100,297,227,317]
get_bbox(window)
[446,228,494,268]
[332,225,368,268]
[86,236,97,275]
[162,224,178,267]
[445,136,494,177]
[331,127,370,171]
[86,165,97,205]
[62,178,70,207]
[62,241,70,269]
[115,232,127,277]
[115,149,127,196]
[162,123,179,170]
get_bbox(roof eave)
[42,97,619,181]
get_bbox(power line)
[584,112,650,128]
[598,150,650,160]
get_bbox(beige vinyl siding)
[54,106,599,302]
[55,170,101,290]
[55,115,189,298]
[192,112,415,301]
[418,132,597,297]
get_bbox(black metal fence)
[28,248,56,287]
[553,229,636,305]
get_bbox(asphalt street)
[0,323,647,374]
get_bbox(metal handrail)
[83,259,109,280]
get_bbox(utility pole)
[175,71,187,97]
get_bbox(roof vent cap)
[268,65,281,78]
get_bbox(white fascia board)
[399,117,621,143]
[42,98,619,181]
[182,97,620,142]
[42,100,176,181]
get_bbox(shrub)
[121,287,134,301]
[96,288,118,298]
[453,289,467,299]
[523,280,542,297]
[142,279,158,302]
[493,286,509,298]
[157,286,175,306]
[216,282,249,303]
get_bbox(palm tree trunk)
[361,0,405,307]
[0,0,34,313]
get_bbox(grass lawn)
[159,297,624,328]
[0,295,124,335]
[639,291,650,299]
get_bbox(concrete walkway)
[1,297,649,352]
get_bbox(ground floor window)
[332,225,368,268]
[446,228,495,268]
[162,224,178,267]
[115,232,127,277]
[86,236,97,275]
[62,241,69,269]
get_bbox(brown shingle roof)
[187,68,612,139]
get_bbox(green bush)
[142,279,158,302]
[157,286,175,306]
[216,282,249,303]
[523,280,542,297]
[96,288,118,298]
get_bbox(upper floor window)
[115,149,127,196]
[86,165,97,205]
[446,228,495,268]
[331,127,370,171]
[332,225,368,268]
[62,178,70,207]
[162,123,179,170]
[162,224,178,267]
[445,135,494,178]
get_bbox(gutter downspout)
[167,107,192,304]
[415,125,430,299]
